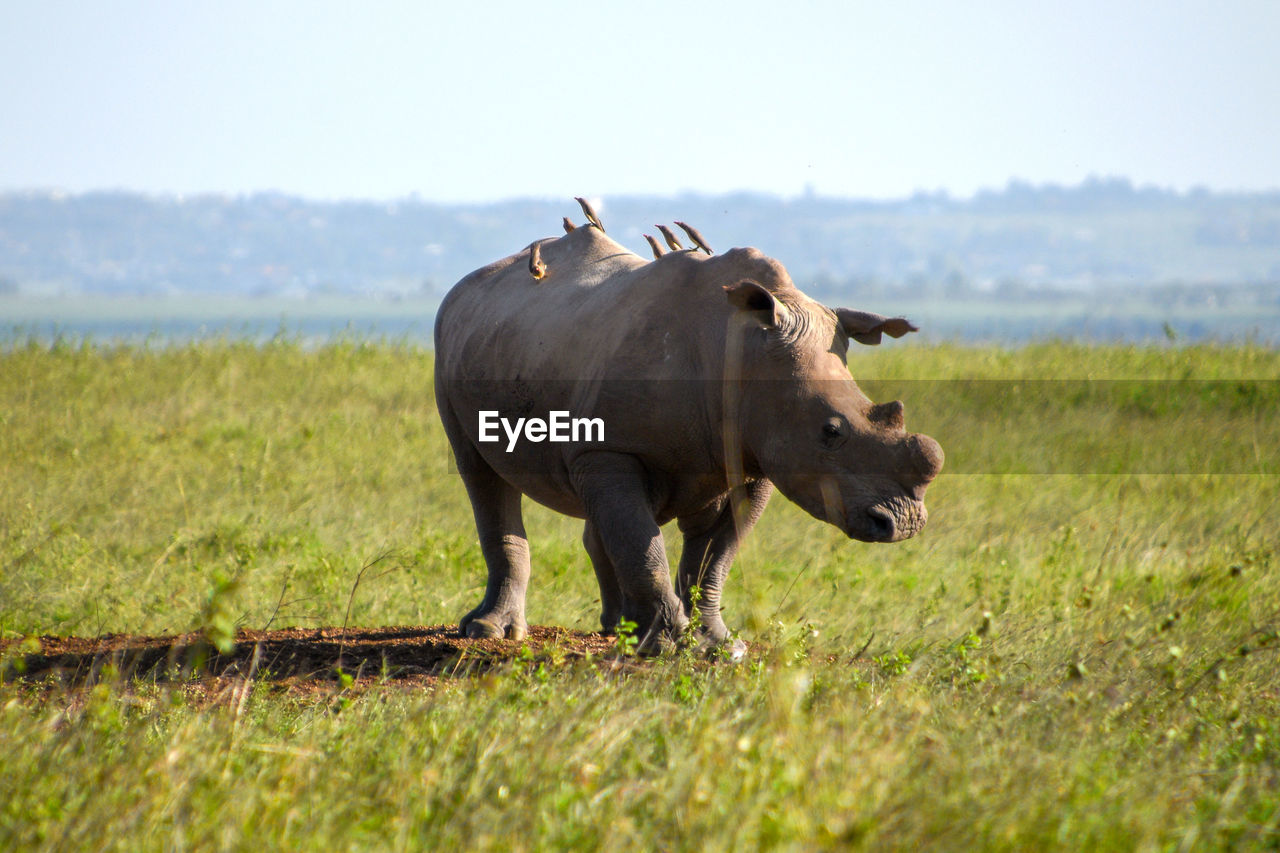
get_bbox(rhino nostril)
[866,507,896,541]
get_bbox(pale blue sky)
[2,0,1277,202]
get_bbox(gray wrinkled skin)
[434,225,943,652]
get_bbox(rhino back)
[435,227,730,384]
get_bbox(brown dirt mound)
[1,625,618,694]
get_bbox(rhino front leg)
[583,520,623,635]
[676,478,773,648]
[571,452,688,653]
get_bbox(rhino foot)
[689,627,748,663]
[460,609,527,641]
[631,604,690,657]
[717,636,749,663]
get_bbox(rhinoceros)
[434,208,943,652]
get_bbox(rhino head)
[724,273,943,543]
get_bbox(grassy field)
[2,339,1279,850]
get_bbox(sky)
[2,1,1277,203]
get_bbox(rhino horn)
[835,308,918,346]
[869,400,905,430]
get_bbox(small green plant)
[679,584,707,662]
[671,671,702,705]
[795,621,820,663]
[198,570,242,655]
[944,631,990,686]
[686,584,704,636]
[875,649,912,677]
[613,618,638,657]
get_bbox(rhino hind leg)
[571,452,688,653]
[457,475,530,641]
[676,478,773,651]
[583,520,623,635]
[439,400,530,641]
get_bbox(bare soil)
[1,625,619,697]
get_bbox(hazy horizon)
[3,2,1278,204]
[6,174,1275,207]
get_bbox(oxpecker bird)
[562,217,576,233]
[675,221,713,255]
[644,234,665,259]
[575,197,605,232]
[529,242,546,280]
[655,224,683,252]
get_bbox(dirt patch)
[1,625,619,695]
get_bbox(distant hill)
[2,179,1278,310]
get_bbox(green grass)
[3,339,1279,850]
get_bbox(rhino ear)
[724,280,790,329]
[835,308,918,346]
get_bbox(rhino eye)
[820,418,847,448]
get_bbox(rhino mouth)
[848,495,928,543]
